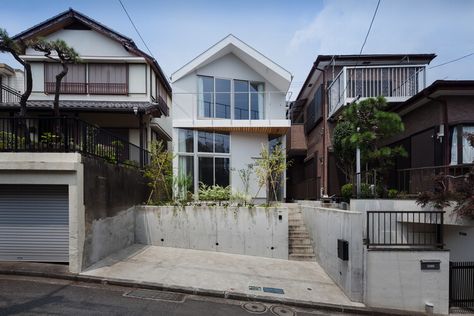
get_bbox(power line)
[118,0,155,58]
[429,52,474,69]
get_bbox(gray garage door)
[0,184,69,262]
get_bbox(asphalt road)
[0,275,356,316]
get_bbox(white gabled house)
[171,34,292,200]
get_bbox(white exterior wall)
[24,29,157,103]
[172,53,287,122]
[172,52,289,199]
[365,250,450,315]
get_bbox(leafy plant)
[254,144,290,205]
[341,183,353,202]
[231,190,252,206]
[387,189,399,199]
[197,184,231,204]
[173,173,193,203]
[236,164,253,196]
[144,140,173,204]
[0,131,25,150]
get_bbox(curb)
[0,267,422,316]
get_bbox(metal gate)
[0,184,69,262]
[450,261,474,311]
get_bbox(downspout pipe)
[315,65,326,198]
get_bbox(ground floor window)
[451,125,474,165]
[177,128,231,194]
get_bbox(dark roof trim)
[0,100,166,117]
[391,80,474,113]
[296,53,437,100]
[12,8,171,94]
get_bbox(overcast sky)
[1,0,474,99]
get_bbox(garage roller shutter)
[0,184,69,262]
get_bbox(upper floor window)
[44,62,128,95]
[451,125,474,165]
[44,63,86,94]
[88,64,127,95]
[304,85,323,134]
[197,75,264,120]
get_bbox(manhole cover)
[270,305,296,316]
[242,302,267,314]
[124,289,186,302]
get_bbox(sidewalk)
[81,244,364,310]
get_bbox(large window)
[177,129,230,193]
[44,63,86,94]
[451,125,474,165]
[197,76,264,120]
[304,85,323,134]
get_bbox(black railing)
[450,261,474,311]
[44,82,128,95]
[366,211,444,250]
[397,164,474,194]
[0,117,149,168]
[0,83,21,103]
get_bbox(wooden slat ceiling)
[195,126,289,135]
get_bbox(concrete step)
[289,238,312,245]
[288,232,310,238]
[289,245,315,255]
[289,254,316,261]
[288,225,308,232]
[288,219,304,225]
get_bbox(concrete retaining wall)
[135,205,288,259]
[81,157,149,269]
[300,201,364,302]
[299,201,364,302]
[365,250,450,315]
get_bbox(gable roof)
[12,8,171,94]
[171,34,293,92]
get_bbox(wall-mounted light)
[133,106,138,116]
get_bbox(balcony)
[0,116,149,168]
[44,82,128,95]
[328,65,426,118]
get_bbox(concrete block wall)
[135,205,288,259]
[299,201,364,302]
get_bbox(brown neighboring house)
[286,54,436,200]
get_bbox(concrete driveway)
[81,244,364,309]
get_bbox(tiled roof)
[0,100,167,117]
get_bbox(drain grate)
[123,289,186,302]
[242,302,267,314]
[270,305,296,316]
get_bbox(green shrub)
[387,189,398,199]
[360,183,373,198]
[198,184,231,202]
[341,183,353,202]
[0,131,25,150]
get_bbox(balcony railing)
[0,83,21,103]
[0,116,149,168]
[397,164,474,194]
[366,210,444,250]
[44,82,128,95]
[328,65,426,117]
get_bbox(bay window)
[197,75,264,119]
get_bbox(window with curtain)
[451,125,474,165]
[44,62,86,94]
[198,76,214,118]
[88,63,127,95]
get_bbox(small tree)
[33,39,80,117]
[337,97,407,193]
[144,140,173,204]
[333,120,356,183]
[0,28,33,117]
[254,144,289,205]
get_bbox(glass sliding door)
[215,79,231,119]
[250,82,264,119]
[198,76,214,118]
[234,80,249,119]
[178,155,194,192]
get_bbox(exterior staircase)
[288,205,316,261]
